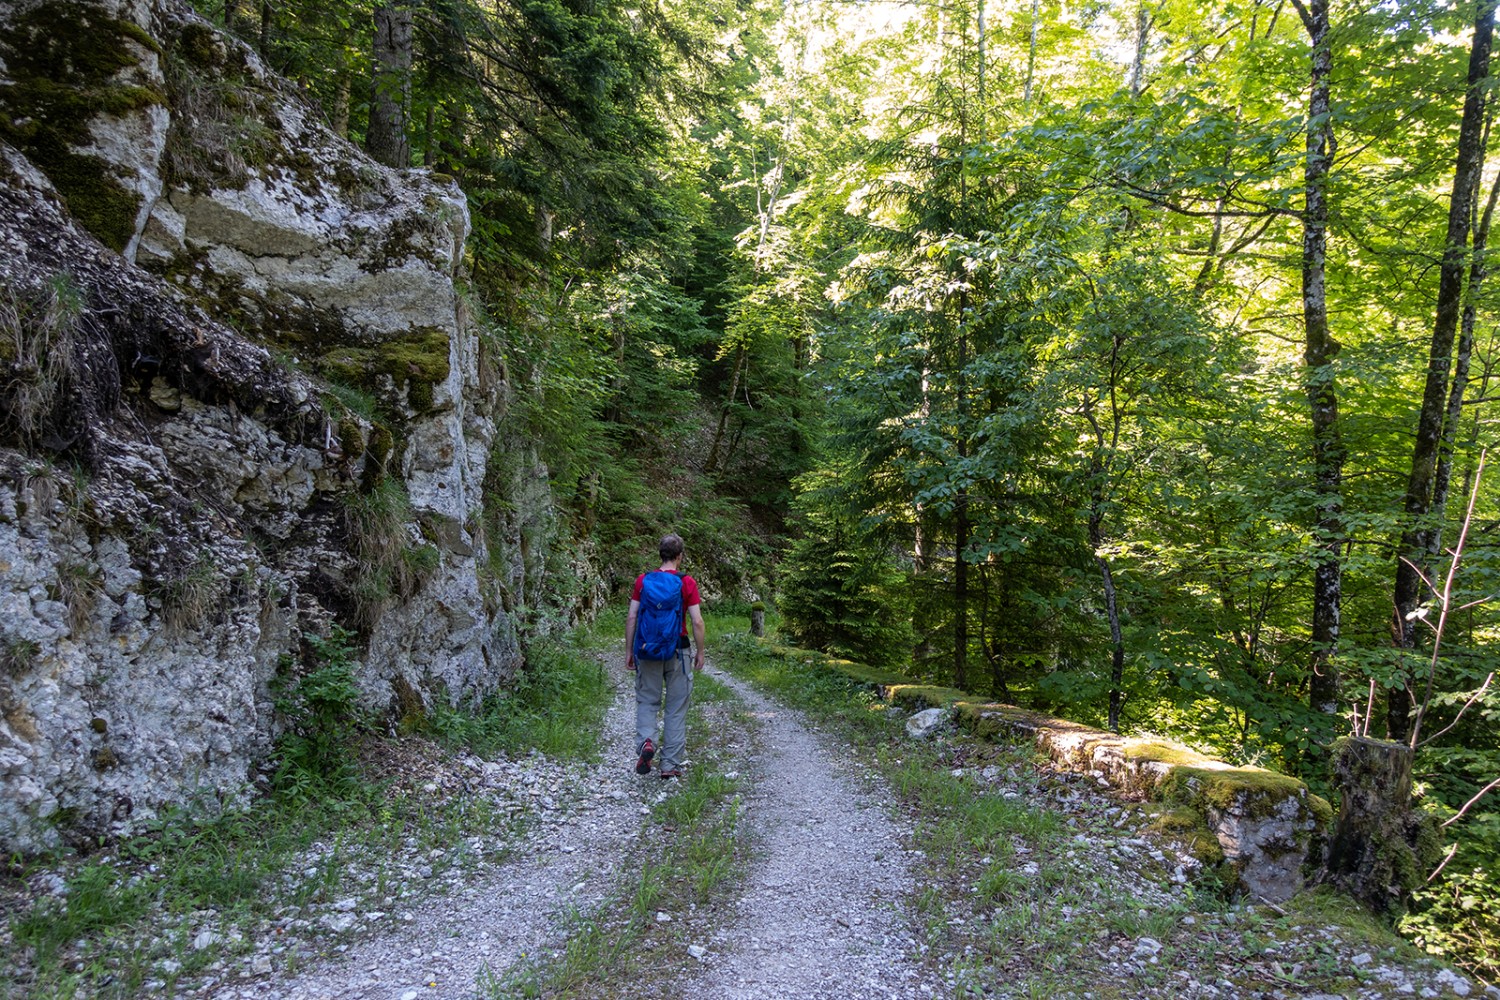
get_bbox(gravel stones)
[677,668,933,1000]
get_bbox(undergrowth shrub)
[271,626,367,800]
[425,639,610,761]
[777,521,912,669]
[344,478,439,627]
[0,273,81,447]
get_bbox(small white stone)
[655,911,672,923]
[1132,937,1163,958]
[688,944,708,960]
[1352,953,1374,967]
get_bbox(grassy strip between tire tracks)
[480,668,751,999]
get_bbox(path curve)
[679,667,934,1000]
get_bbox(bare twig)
[1418,670,1496,747]
[1409,450,1487,748]
[1427,842,1460,883]
[1441,776,1500,829]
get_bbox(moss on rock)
[0,4,166,251]
[886,683,970,711]
[318,329,452,413]
[176,22,222,69]
[1148,806,1226,866]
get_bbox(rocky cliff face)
[0,0,595,854]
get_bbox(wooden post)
[750,602,765,638]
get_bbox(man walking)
[625,533,706,779]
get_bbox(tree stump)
[750,603,765,637]
[1324,736,1437,913]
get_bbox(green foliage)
[779,463,913,667]
[271,626,367,799]
[424,640,610,761]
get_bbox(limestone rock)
[0,0,592,854]
[905,708,950,740]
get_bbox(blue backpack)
[635,571,685,661]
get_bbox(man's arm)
[625,600,640,670]
[688,605,706,671]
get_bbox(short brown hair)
[659,533,684,561]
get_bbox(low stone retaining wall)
[761,643,1332,903]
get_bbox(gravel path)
[678,667,934,1000]
[203,655,936,1000]
[211,656,649,1000]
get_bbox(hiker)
[625,533,706,779]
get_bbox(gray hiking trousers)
[635,645,693,772]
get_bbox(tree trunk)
[1092,500,1126,732]
[980,568,1011,699]
[705,342,746,473]
[1024,0,1039,107]
[953,313,969,690]
[1432,167,1500,560]
[331,74,351,139]
[367,4,413,169]
[1324,736,1432,913]
[257,0,272,57]
[1130,3,1152,97]
[955,492,969,691]
[1294,0,1344,718]
[1390,0,1495,741]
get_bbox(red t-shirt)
[632,571,701,637]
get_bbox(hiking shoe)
[635,739,655,775]
[659,769,682,780]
